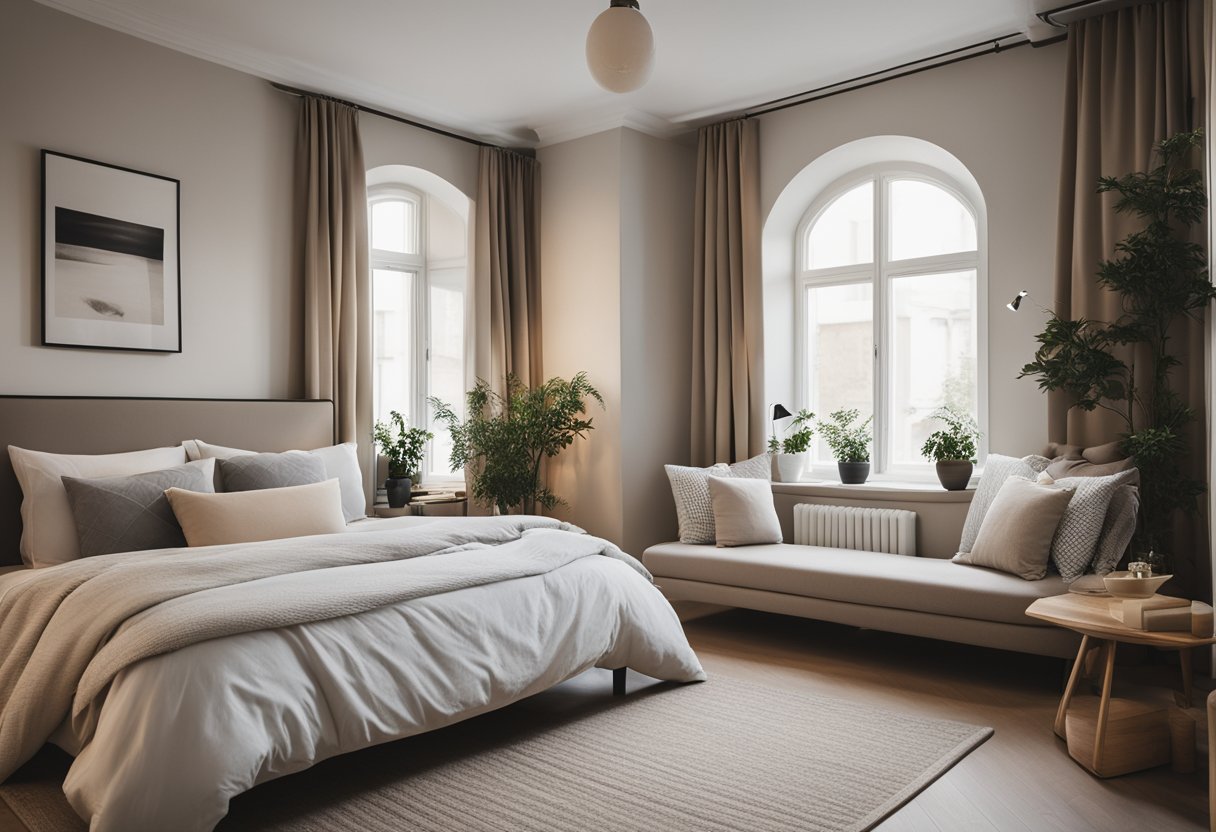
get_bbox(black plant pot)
[837,462,870,484]
[385,477,413,509]
[935,460,974,491]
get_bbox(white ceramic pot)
[774,452,809,483]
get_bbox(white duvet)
[0,516,705,832]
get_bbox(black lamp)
[770,404,793,450]
[1006,290,1029,312]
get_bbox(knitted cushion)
[958,454,1051,554]
[1090,485,1140,575]
[729,453,773,481]
[665,463,733,544]
[1050,470,1137,580]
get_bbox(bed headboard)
[0,396,335,567]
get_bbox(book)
[1191,602,1214,637]
[1117,595,1190,629]
[1142,606,1192,632]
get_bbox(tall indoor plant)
[430,372,603,515]
[373,410,433,508]
[818,408,872,485]
[1019,130,1213,565]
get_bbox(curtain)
[296,97,370,448]
[1054,0,1206,591]
[474,147,542,393]
[691,119,765,466]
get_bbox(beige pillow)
[953,476,1073,580]
[8,444,189,567]
[165,478,347,548]
[707,476,782,548]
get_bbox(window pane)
[372,268,415,428]
[805,181,873,270]
[804,282,873,463]
[428,267,466,478]
[370,198,418,255]
[889,270,977,465]
[889,180,976,261]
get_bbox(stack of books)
[1114,596,1214,636]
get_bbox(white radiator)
[793,504,917,556]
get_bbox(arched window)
[796,165,983,476]
[369,178,468,483]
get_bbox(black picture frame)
[41,150,182,353]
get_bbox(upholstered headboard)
[0,396,335,567]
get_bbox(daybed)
[644,482,1082,658]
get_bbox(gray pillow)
[1090,485,1140,575]
[62,464,213,557]
[1049,471,1135,581]
[665,463,733,544]
[958,454,1052,555]
[728,453,773,481]
[218,451,326,493]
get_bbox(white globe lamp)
[585,0,655,94]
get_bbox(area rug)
[0,676,992,832]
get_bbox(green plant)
[818,409,872,463]
[767,409,816,454]
[373,410,433,480]
[1019,130,1214,553]
[920,407,980,463]
[429,372,604,515]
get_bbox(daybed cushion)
[643,543,1068,628]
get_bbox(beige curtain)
[296,97,370,448]
[474,147,542,393]
[691,119,765,466]
[1054,0,1206,590]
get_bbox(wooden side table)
[1026,593,1216,777]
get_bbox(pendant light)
[585,0,655,94]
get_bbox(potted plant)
[430,372,603,515]
[818,408,872,484]
[373,410,433,508]
[1019,130,1213,574]
[767,409,815,482]
[920,407,980,490]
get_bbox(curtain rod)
[742,31,1062,120]
[271,82,495,149]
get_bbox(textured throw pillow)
[8,444,188,567]
[665,463,733,544]
[217,452,327,493]
[729,453,773,481]
[953,477,1074,580]
[1047,471,1133,581]
[165,478,347,547]
[707,477,782,547]
[957,454,1052,555]
[186,440,366,523]
[62,463,213,557]
[1090,485,1140,575]
[1043,440,1136,480]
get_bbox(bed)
[0,396,705,832]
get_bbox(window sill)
[771,479,974,503]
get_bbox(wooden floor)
[1,607,1209,831]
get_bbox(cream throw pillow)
[8,444,188,567]
[165,478,347,548]
[953,476,1073,580]
[707,476,783,548]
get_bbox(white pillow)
[957,454,1052,555]
[707,476,782,547]
[9,444,188,567]
[165,478,347,547]
[183,439,366,523]
[665,463,733,544]
[728,453,773,481]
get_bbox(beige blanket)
[0,516,641,783]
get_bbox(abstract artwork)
[42,151,180,352]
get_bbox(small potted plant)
[818,408,872,484]
[373,410,433,508]
[768,409,815,482]
[920,407,980,491]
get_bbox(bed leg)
[613,667,627,696]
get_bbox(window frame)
[368,184,466,486]
[794,162,989,482]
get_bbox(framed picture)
[41,150,181,352]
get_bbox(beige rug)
[1,676,991,832]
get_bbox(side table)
[1026,593,1215,777]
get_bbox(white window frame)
[794,162,989,482]
[369,184,465,486]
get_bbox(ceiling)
[36,0,1061,147]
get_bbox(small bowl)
[1102,571,1172,600]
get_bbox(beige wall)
[758,41,1067,457]
[540,127,695,554]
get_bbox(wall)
[540,128,696,554]
[758,41,1067,456]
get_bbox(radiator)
[792,504,917,556]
